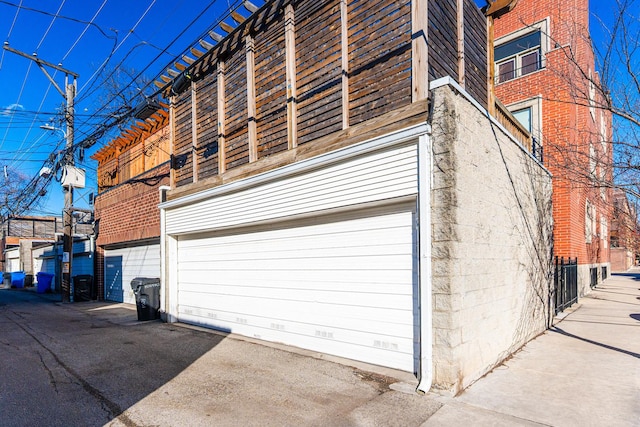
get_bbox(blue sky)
[0,0,627,217]
[0,0,260,216]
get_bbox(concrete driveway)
[0,289,438,426]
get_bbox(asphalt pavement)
[0,270,638,426]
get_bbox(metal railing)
[590,267,598,289]
[554,257,578,314]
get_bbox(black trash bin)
[73,275,95,301]
[130,277,161,321]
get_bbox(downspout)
[158,185,171,322]
[416,129,433,394]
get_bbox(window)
[585,200,596,243]
[601,217,608,248]
[507,97,543,161]
[512,107,532,132]
[495,30,542,83]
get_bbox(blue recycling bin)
[36,272,54,294]
[11,271,26,288]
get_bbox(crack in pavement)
[5,309,140,427]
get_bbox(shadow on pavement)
[0,288,226,426]
[550,326,640,359]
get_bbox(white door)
[104,244,160,304]
[176,206,417,372]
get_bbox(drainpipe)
[158,185,171,322]
[416,131,433,394]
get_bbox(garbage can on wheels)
[130,277,161,321]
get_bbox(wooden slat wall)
[144,127,171,171]
[98,156,118,190]
[255,10,288,158]
[348,0,412,126]
[463,0,487,109]
[174,90,193,186]
[119,149,131,183]
[128,144,145,178]
[224,42,250,169]
[196,71,219,179]
[295,0,343,145]
[428,0,458,81]
[165,0,491,190]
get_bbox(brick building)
[493,0,613,293]
[91,111,170,303]
[610,189,638,272]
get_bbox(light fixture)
[132,97,162,120]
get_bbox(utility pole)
[3,43,78,303]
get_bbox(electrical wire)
[0,0,66,169]
[0,0,22,70]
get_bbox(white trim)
[506,96,543,143]
[160,123,429,210]
[495,18,550,63]
[416,131,433,394]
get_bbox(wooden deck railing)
[494,98,533,152]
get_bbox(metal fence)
[554,257,578,314]
[590,267,598,289]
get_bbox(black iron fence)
[590,267,598,289]
[554,257,578,314]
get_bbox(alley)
[1,270,639,426]
[0,289,434,427]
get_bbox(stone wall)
[429,83,553,394]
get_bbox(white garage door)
[104,244,160,304]
[176,206,417,372]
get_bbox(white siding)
[166,144,418,235]
[104,244,160,304]
[177,206,417,371]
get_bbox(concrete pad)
[452,272,640,427]
[421,402,546,426]
[345,391,442,426]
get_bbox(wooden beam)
[243,0,259,13]
[174,62,187,71]
[182,55,196,65]
[209,31,224,42]
[246,35,258,162]
[190,47,205,58]
[153,80,164,88]
[457,0,465,87]
[340,0,349,129]
[484,0,519,18]
[167,68,180,77]
[284,4,297,149]
[217,61,227,174]
[231,11,246,24]
[199,39,215,51]
[160,75,172,83]
[191,81,199,183]
[169,97,176,187]
[487,16,496,115]
[220,21,235,34]
[411,0,429,102]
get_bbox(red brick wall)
[494,0,612,266]
[93,162,170,299]
[95,162,170,247]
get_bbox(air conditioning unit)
[61,166,85,189]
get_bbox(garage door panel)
[179,268,414,288]
[177,310,411,369]
[178,283,413,310]
[176,207,417,371]
[178,289,413,322]
[104,244,160,303]
[181,215,412,249]
[176,307,413,350]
